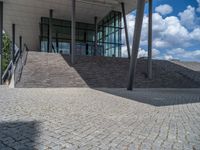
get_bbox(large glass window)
[97,11,122,57]
[40,17,95,55]
[40,10,122,57]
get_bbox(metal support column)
[121,2,131,59]
[12,24,15,63]
[94,16,98,56]
[71,0,76,64]
[114,13,116,57]
[0,2,3,84]
[148,0,153,79]
[39,23,42,51]
[19,36,22,56]
[102,20,105,56]
[127,0,146,90]
[49,9,53,53]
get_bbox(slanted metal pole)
[71,0,76,64]
[148,0,153,79]
[121,2,131,59]
[127,0,146,90]
[49,9,53,53]
[19,36,22,56]
[94,16,98,56]
[0,2,3,84]
[12,24,15,63]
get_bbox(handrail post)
[19,36,22,57]
[12,24,15,64]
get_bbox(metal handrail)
[14,44,29,84]
[1,61,12,82]
[1,43,28,84]
[23,44,29,66]
[52,44,56,53]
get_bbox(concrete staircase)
[16,52,87,88]
[16,51,200,88]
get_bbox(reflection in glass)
[40,11,122,57]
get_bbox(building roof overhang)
[1,0,138,50]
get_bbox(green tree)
[2,33,11,72]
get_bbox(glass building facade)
[40,11,122,57]
[97,11,122,57]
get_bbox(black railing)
[52,44,56,53]
[75,43,103,56]
[2,43,29,84]
[14,44,29,84]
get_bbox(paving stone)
[0,88,199,149]
[16,51,200,88]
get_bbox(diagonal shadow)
[95,88,200,106]
[61,55,200,88]
[0,121,40,150]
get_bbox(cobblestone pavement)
[0,88,200,150]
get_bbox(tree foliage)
[2,33,11,72]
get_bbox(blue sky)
[122,0,200,62]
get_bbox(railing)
[75,43,103,56]
[1,61,12,84]
[52,44,56,53]
[2,43,29,87]
[13,44,29,86]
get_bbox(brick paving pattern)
[0,88,200,150]
[16,52,200,88]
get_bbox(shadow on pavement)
[0,121,40,150]
[61,54,200,88]
[96,88,200,106]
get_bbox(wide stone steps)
[17,52,87,88]
[16,51,200,88]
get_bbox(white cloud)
[138,48,147,58]
[190,28,200,41]
[197,0,200,12]
[153,39,168,48]
[152,13,166,32]
[121,3,200,62]
[137,48,160,58]
[164,55,173,60]
[121,46,129,57]
[178,6,197,30]
[121,46,160,59]
[166,48,200,61]
[155,4,173,15]
[138,48,160,58]
[163,16,190,47]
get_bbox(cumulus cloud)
[121,3,200,62]
[197,0,200,12]
[166,48,200,61]
[121,46,160,59]
[138,48,147,58]
[155,4,173,15]
[178,6,197,30]
[164,55,173,60]
[190,28,200,41]
[138,48,160,58]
